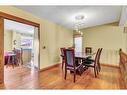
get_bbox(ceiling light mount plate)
[75,15,84,20]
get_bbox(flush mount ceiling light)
[74,14,85,29]
[75,15,84,20]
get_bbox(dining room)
[0,6,127,89]
[38,6,127,89]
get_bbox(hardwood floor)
[0,64,126,89]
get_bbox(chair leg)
[98,62,101,72]
[12,56,15,69]
[74,70,76,83]
[20,56,23,65]
[62,60,64,70]
[96,66,99,75]
[64,69,67,80]
[12,63,14,69]
[94,67,97,77]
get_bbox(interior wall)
[12,31,21,49]
[0,6,73,69]
[4,30,22,51]
[4,30,31,50]
[4,30,12,51]
[82,22,126,65]
[40,16,73,68]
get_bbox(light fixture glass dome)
[75,15,84,20]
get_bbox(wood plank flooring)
[0,64,126,89]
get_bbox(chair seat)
[82,57,95,65]
[82,58,95,67]
[85,63,94,67]
[83,58,94,62]
[67,64,81,70]
[67,64,84,75]
[87,59,95,62]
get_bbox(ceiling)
[16,6,122,30]
[4,19,35,34]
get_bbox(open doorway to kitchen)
[4,19,39,70]
[0,12,40,84]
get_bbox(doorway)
[0,12,40,83]
[4,19,39,69]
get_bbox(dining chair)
[68,47,75,50]
[64,48,82,82]
[82,48,100,77]
[60,48,65,69]
[97,48,103,72]
[20,48,23,65]
[7,54,16,68]
[13,48,20,65]
[85,47,92,54]
[13,48,23,65]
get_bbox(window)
[74,36,83,52]
[20,37,33,49]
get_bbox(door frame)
[0,12,40,83]
[0,17,4,83]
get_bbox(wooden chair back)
[20,48,23,65]
[13,48,23,65]
[97,48,103,63]
[85,47,92,54]
[97,48,102,71]
[94,48,100,66]
[64,48,78,82]
[60,48,65,56]
[68,47,74,49]
[64,49,75,69]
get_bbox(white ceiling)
[4,19,35,34]
[16,6,122,30]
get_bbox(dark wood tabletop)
[61,52,95,59]
[75,52,95,59]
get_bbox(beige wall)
[4,30,22,51]
[4,30,22,52]
[4,30,12,51]
[82,23,126,65]
[4,30,28,51]
[12,31,21,49]
[0,6,73,69]
[41,18,73,68]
